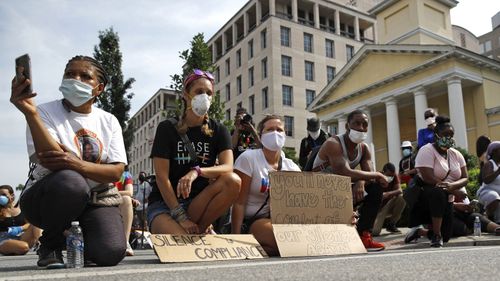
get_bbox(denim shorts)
[147,199,192,227]
[0,231,20,246]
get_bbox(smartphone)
[15,54,32,94]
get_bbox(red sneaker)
[360,231,385,251]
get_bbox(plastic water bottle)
[66,221,84,268]
[473,216,481,237]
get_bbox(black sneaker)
[37,247,65,269]
[385,223,402,233]
[430,234,443,248]
[404,226,422,244]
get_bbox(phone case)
[15,54,32,94]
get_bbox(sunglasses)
[193,69,214,81]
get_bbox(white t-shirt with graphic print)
[234,148,301,218]
[25,99,127,189]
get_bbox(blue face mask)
[402,149,411,157]
[59,79,97,107]
[0,195,9,207]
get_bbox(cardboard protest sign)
[269,171,353,224]
[269,172,366,257]
[273,224,366,257]
[151,234,267,263]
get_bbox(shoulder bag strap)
[168,118,199,165]
[248,156,282,221]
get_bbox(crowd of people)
[5,60,500,269]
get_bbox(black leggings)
[410,184,453,242]
[20,170,126,266]
[356,182,383,234]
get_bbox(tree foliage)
[169,33,230,127]
[93,27,135,155]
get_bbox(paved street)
[2,229,500,281]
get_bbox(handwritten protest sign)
[151,234,267,263]
[273,224,366,256]
[269,171,352,224]
[269,172,366,257]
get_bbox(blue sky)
[1,0,499,191]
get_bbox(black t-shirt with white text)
[148,118,232,203]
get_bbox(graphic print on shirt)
[74,129,103,163]
[260,177,270,193]
[174,141,211,165]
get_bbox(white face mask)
[348,129,367,144]
[261,131,286,151]
[59,79,97,107]
[308,130,320,140]
[386,176,394,183]
[190,93,212,117]
[425,117,435,126]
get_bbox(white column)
[362,106,376,168]
[354,16,360,41]
[413,87,428,136]
[314,3,320,29]
[447,77,468,149]
[243,13,248,36]
[338,116,347,135]
[222,33,227,54]
[256,0,262,26]
[335,10,340,35]
[212,43,217,63]
[292,0,298,22]
[269,0,275,16]
[232,23,237,46]
[384,97,402,166]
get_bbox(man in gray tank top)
[312,110,388,251]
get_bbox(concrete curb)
[375,228,500,250]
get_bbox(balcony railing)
[276,11,292,20]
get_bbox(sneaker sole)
[45,263,66,270]
[367,247,385,252]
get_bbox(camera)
[241,114,253,124]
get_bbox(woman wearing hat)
[399,141,417,185]
[477,141,500,223]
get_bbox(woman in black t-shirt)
[148,69,241,235]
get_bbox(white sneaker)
[126,242,134,256]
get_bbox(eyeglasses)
[193,69,214,81]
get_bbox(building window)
[262,87,269,109]
[225,109,231,121]
[306,89,315,107]
[225,58,231,76]
[215,67,220,83]
[346,45,354,61]
[261,29,267,49]
[236,76,242,95]
[305,61,314,81]
[236,49,241,68]
[248,67,254,87]
[225,83,231,101]
[280,26,291,47]
[261,57,268,79]
[304,33,313,53]
[284,116,294,137]
[248,40,254,59]
[249,95,255,115]
[327,66,336,82]
[282,85,293,106]
[484,40,492,52]
[325,39,335,58]
[281,55,292,76]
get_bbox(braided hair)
[65,56,109,86]
[176,72,214,137]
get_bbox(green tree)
[169,33,231,127]
[93,27,135,155]
[15,184,24,191]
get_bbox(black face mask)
[139,174,146,182]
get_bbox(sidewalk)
[376,227,500,250]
